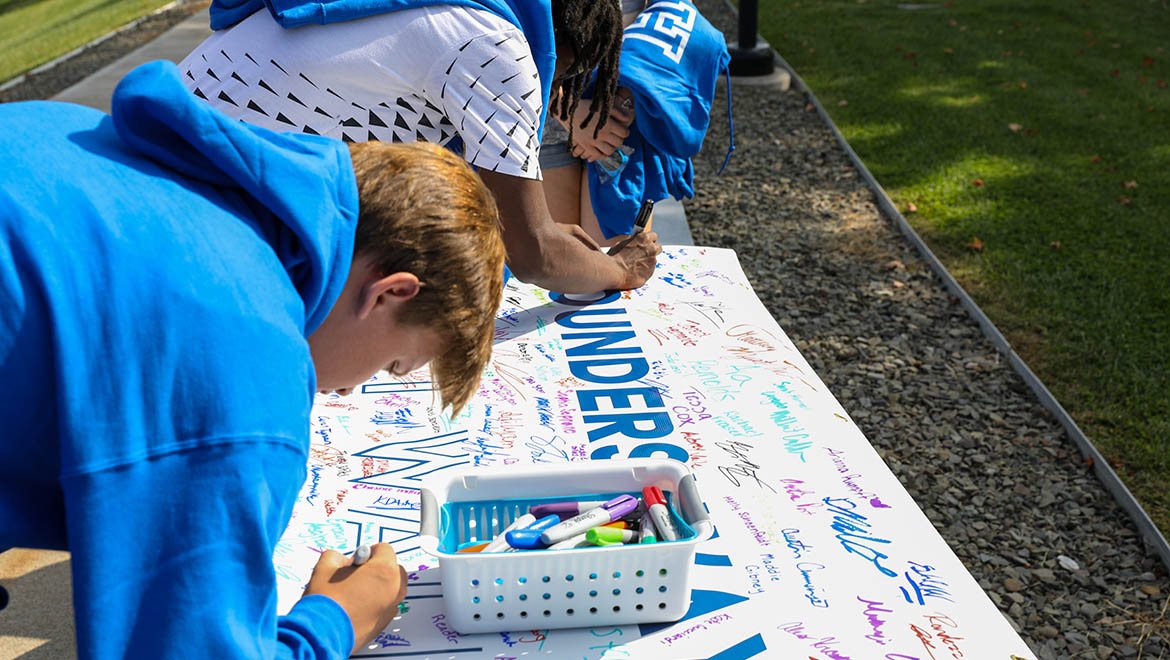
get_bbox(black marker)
[632,199,655,235]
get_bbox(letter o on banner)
[550,291,622,307]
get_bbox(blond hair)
[348,141,504,415]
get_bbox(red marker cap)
[642,486,666,507]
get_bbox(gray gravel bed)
[0,0,207,104]
[689,0,1170,657]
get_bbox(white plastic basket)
[418,458,714,634]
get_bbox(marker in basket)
[529,500,607,519]
[456,541,491,553]
[548,533,590,549]
[638,511,658,544]
[547,521,632,549]
[631,199,655,235]
[482,512,537,552]
[539,494,638,546]
[642,486,680,542]
[505,514,561,549]
[586,527,638,546]
[621,501,647,522]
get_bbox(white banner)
[279,246,1035,660]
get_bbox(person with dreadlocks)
[182,0,660,294]
[542,0,643,245]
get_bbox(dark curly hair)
[548,0,623,143]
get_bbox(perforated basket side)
[439,537,699,633]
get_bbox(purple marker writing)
[540,494,638,545]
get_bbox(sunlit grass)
[760,0,1170,531]
[0,0,175,84]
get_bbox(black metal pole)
[737,0,759,50]
[729,0,774,77]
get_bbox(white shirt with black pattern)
[179,4,544,178]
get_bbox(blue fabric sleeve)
[279,596,355,660]
[60,439,353,660]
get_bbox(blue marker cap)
[506,528,548,549]
[503,514,559,549]
[526,514,562,532]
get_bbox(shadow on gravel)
[687,0,1170,657]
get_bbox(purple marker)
[530,500,607,519]
[539,495,639,545]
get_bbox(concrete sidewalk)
[50,7,213,113]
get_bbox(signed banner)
[280,246,1035,660]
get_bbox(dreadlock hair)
[548,0,623,144]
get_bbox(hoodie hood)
[111,60,357,334]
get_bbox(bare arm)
[479,169,661,293]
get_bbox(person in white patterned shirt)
[182,0,661,294]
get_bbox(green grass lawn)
[759,1,1170,531]
[0,0,175,83]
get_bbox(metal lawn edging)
[719,0,1170,573]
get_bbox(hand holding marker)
[631,199,654,236]
[351,545,409,614]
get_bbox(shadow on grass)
[0,0,52,18]
[758,0,1170,528]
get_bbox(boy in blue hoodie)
[0,61,505,659]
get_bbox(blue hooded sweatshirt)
[0,61,358,659]
[587,0,729,238]
[207,0,556,140]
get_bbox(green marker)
[586,526,638,546]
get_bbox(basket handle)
[417,487,441,556]
[678,474,714,542]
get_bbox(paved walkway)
[50,7,213,113]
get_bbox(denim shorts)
[538,119,581,171]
